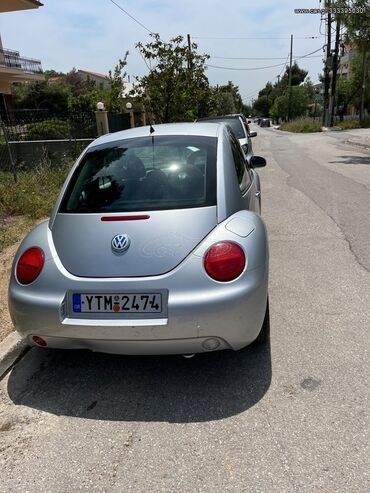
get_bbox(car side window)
[229,132,252,194]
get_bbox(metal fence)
[0,109,145,171]
[0,110,97,171]
[2,109,97,141]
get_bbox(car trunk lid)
[51,207,217,277]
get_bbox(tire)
[254,298,270,344]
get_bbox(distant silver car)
[9,123,269,356]
[197,114,257,162]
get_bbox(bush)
[335,118,370,129]
[360,118,370,128]
[335,119,360,129]
[0,159,73,220]
[280,118,322,133]
[26,120,70,140]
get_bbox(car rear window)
[200,118,246,139]
[60,135,217,213]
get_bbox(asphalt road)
[1,127,369,492]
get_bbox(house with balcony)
[0,0,44,118]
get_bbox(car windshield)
[204,118,246,139]
[60,135,217,213]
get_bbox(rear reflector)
[101,215,150,222]
[16,247,45,285]
[204,242,246,282]
[32,336,47,347]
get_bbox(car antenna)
[150,124,155,167]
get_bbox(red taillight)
[204,242,246,282]
[16,247,45,285]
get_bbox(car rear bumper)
[24,335,233,355]
[9,210,269,355]
[10,265,268,355]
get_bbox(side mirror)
[251,155,266,168]
[249,131,257,138]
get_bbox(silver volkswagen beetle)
[8,122,269,355]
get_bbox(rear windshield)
[201,118,246,139]
[60,135,217,213]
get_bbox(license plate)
[72,293,162,314]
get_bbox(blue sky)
[0,0,326,103]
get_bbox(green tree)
[340,0,370,44]
[336,77,354,120]
[208,81,244,115]
[242,103,253,116]
[280,62,308,89]
[63,68,96,96]
[136,34,210,122]
[252,63,308,116]
[106,52,129,112]
[332,1,370,118]
[253,95,271,117]
[270,86,309,121]
[12,80,71,112]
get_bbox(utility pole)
[187,34,192,71]
[288,34,293,121]
[360,46,368,121]
[329,17,341,127]
[323,1,332,126]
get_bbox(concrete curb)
[346,139,370,151]
[0,332,28,380]
[322,126,343,132]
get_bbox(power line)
[206,46,324,71]
[277,54,291,80]
[295,46,324,59]
[193,35,324,40]
[135,45,151,71]
[241,53,291,102]
[242,88,262,98]
[209,55,323,60]
[206,61,288,71]
[108,0,154,34]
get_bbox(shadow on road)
[330,155,370,166]
[7,344,271,423]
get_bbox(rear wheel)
[254,298,270,344]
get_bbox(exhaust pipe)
[182,354,195,359]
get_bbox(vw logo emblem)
[111,234,131,254]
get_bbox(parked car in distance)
[197,114,257,162]
[9,122,269,356]
[259,118,271,128]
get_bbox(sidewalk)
[325,128,370,150]
[339,128,370,151]
[271,125,369,149]
[346,134,370,151]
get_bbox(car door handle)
[255,191,261,197]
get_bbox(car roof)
[198,114,243,121]
[89,122,223,149]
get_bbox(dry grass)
[0,159,72,223]
[280,118,323,133]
